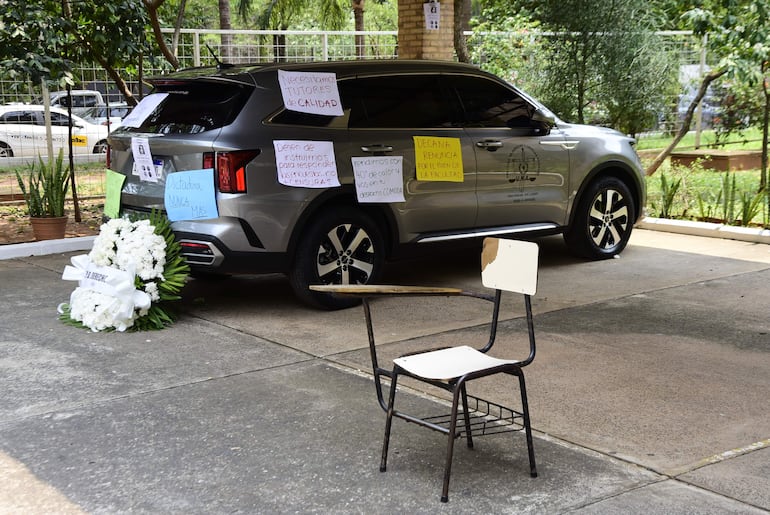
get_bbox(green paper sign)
[104,169,126,219]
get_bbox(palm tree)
[220,0,233,61]
[237,0,347,60]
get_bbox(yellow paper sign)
[413,136,464,182]
[71,135,88,147]
[104,169,126,219]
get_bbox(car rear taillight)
[204,150,260,194]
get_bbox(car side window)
[0,111,36,124]
[341,75,461,129]
[448,75,536,129]
[48,112,71,126]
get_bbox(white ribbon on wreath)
[59,254,151,332]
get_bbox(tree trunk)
[219,0,233,61]
[93,53,138,107]
[171,0,188,57]
[143,0,180,69]
[646,68,728,176]
[353,0,365,59]
[453,0,470,62]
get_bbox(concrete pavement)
[1,228,769,513]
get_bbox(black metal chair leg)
[441,386,463,503]
[460,383,474,449]
[380,371,399,473]
[517,371,538,478]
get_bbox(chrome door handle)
[475,140,503,150]
[361,145,394,153]
[540,140,579,150]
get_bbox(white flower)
[67,216,171,331]
[144,281,160,302]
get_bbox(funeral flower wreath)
[59,211,189,331]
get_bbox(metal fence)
[0,28,706,186]
[0,28,704,105]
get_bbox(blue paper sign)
[164,169,219,221]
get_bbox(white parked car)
[0,105,109,158]
[48,89,105,116]
[80,104,132,130]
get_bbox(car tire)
[564,176,635,259]
[290,207,384,310]
[0,142,13,158]
[93,140,108,154]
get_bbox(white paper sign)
[120,93,168,128]
[278,70,343,116]
[132,159,163,180]
[131,137,157,183]
[273,140,340,188]
[352,156,405,203]
[424,1,440,30]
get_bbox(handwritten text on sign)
[274,140,340,188]
[164,169,219,221]
[352,156,405,203]
[278,70,343,116]
[413,136,464,182]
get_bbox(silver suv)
[108,60,645,309]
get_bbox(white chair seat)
[394,345,518,381]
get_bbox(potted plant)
[15,149,71,240]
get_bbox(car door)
[48,111,93,155]
[447,75,572,228]
[0,110,38,157]
[341,74,478,238]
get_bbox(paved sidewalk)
[1,229,769,513]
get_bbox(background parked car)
[108,59,646,309]
[80,104,132,130]
[0,105,109,158]
[47,90,105,116]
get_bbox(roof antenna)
[205,43,234,70]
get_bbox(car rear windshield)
[136,80,252,134]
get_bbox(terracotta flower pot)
[30,216,68,241]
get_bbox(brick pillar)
[398,0,455,60]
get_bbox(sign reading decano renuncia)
[278,70,344,116]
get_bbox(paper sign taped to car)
[352,156,405,203]
[164,169,219,221]
[277,70,343,116]
[413,136,464,182]
[104,169,126,219]
[273,140,341,188]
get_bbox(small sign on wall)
[424,0,440,30]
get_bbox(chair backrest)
[481,238,538,295]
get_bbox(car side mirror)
[531,108,555,135]
[532,108,556,128]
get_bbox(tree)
[0,0,74,87]
[64,0,151,106]
[453,0,470,63]
[520,0,672,133]
[646,0,770,176]
[219,0,234,61]
[144,0,180,69]
[353,0,365,58]
[236,0,346,60]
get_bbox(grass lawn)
[637,127,763,151]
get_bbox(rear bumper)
[175,231,289,275]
